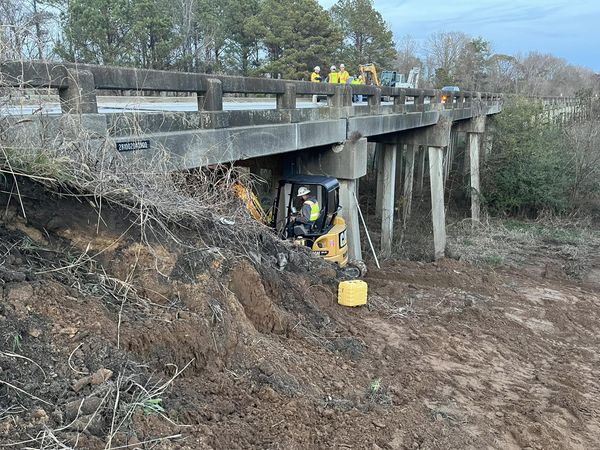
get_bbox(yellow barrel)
[338,280,368,307]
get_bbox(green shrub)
[483,98,574,216]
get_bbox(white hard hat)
[297,186,311,196]
[330,65,336,71]
[314,66,320,72]
[340,64,345,69]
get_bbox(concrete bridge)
[0,62,585,261]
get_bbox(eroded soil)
[1,185,600,449]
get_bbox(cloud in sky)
[319,0,600,71]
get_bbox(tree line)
[1,0,597,95]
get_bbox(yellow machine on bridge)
[359,63,380,86]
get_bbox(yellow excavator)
[359,63,380,86]
[235,175,366,276]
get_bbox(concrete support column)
[380,143,397,258]
[468,132,481,223]
[402,144,416,228]
[428,146,446,260]
[198,78,223,111]
[59,69,98,114]
[394,144,404,202]
[338,179,362,261]
[375,143,385,216]
[277,83,297,110]
[415,146,426,194]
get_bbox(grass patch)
[447,216,600,277]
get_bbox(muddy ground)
[1,182,600,449]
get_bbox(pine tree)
[256,0,341,79]
[330,0,396,72]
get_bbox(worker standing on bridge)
[326,65,339,83]
[310,66,322,83]
[339,64,350,84]
[311,66,322,103]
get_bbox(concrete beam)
[348,110,439,139]
[338,179,362,261]
[428,146,446,260]
[454,115,486,133]
[298,137,368,180]
[381,143,397,258]
[120,119,347,167]
[402,114,452,148]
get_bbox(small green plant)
[485,254,504,267]
[368,378,382,395]
[142,398,165,415]
[366,377,391,405]
[12,333,22,352]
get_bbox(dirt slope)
[1,182,600,449]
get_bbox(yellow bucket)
[338,280,368,307]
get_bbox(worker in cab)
[339,64,350,84]
[326,65,339,83]
[310,66,322,83]
[296,186,320,226]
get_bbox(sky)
[318,0,600,72]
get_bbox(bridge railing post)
[415,93,424,112]
[368,87,382,108]
[198,78,223,111]
[58,69,98,114]
[393,89,407,108]
[277,83,297,110]
[329,84,352,108]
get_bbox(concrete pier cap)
[299,137,367,180]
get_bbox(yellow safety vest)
[339,70,350,84]
[328,72,339,84]
[311,72,322,83]
[304,200,320,221]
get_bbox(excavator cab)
[271,175,348,268]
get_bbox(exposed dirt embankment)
[2,180,600,449]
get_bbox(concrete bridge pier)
[404,115,452,260]
[456,116,486,223]
[380,143,398,257]
[401,144,416,229]
[415,146,427,195]
[298,138,368,261]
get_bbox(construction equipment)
[395,67,421,89]
[235,174,366,276]
[359,63,380,86]
[359,64,421,90]
[271,175,348,267]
